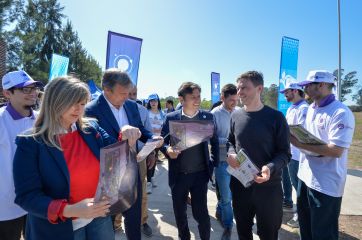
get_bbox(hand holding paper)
[226,153,240,169]
[63,198,111,219]
[121,125,141,146]
[167,146,181,159]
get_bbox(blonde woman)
[13,76,140,240]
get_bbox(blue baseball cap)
[148,93,159,101]
[2,70,43,90]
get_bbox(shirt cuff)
[118,132,123,141]
[266,163,275,175]
[48,199,68,224]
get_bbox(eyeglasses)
[14,87,41,94]
[302,82,319,90]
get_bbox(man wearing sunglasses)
[291,70,355,240]
[0,70,42,240]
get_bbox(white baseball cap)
[2,70,42,90]
[298,70,336,87]
[280,82,303,93]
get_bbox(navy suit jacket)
[85,94,153,143]
[161,110,219,187]
[13,122,115,240]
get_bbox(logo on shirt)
[337,123,345,129]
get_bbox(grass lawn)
[348,112,362,169]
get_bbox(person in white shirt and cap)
[0,70,42,240]
[291,70,355,240]
[280,82,309,228]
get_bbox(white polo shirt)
[286,100,309,161]
[0,105,37,220]
[298,98,355,197]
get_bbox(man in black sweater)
[227,71,291,240]
[161,82,219,240]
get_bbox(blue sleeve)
[13,136,53,220]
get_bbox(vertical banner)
[278,36,299,115]
[87,80,102,100]
[211,72,220,104]
[106,31,143,86]
[49,53,69,81]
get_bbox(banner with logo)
[106,31,143,86]
[211,72,220,104]
[49,53,69,81]
[278,37,299,115]
[87,80,102,100]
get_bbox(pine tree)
[333,69,359,102]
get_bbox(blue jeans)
[74,216,114,240]
[288,159,299,191]
[282,165,293,205]
[297,181,342,240]
[215,161,233,228]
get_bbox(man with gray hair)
[85,69,163,239]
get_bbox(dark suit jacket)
[85,94,153,143]
[161,109,219,187]
[13,122,115,240]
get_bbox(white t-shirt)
[148,110,164,136]
[0,106,36,220]
[286,100,309,161]
[298,100,355,197]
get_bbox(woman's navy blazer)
[13,122,116,240]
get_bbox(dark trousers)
[230,177,283,240]
[147,149,158,182]
[297,181,342,240]
[0,215,26,240]
[171,171,210,240]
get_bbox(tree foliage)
[3,0,102,85]
[333,69,359,102]
[352,85,362,106]
[262,83,278,109]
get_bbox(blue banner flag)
[211,72,220,104]
[278,37,299,115]
[87,80,102,100]
[106,31,143,86]
[49,53,69,81]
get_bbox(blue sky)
[59,0,362,104]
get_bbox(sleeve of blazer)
[95,122,117,146]
[133,108,153,143]
[13,136,54,220]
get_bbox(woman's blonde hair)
[30,76,92,150]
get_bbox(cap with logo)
[280,82,303,93]
[297,70,335,87]
[148,93,159,101]
[2,70,43,90]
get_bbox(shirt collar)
[181,108,199,118]
[292,99,305,107]
[103,93,123,111]
[313,94,335,108]
[5,102,35,120]
[57,122,78,134]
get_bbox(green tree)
[333,69,359,102]
[353,85,362,106]
[0,0,23,33]
[262,84,278,109]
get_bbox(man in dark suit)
[85,69,163,240]
[161,82,219,240]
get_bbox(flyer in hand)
[94,141,138,216]
[227,149,260,188]
[136,139,162,162]
[169,120,214,151]
[289,124,326,145]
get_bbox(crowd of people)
[0,68,355,240]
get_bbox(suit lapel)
[46,145,70,187]
[79,129,100,160]
[99,95,120,134]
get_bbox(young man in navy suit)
[161,82,219,240]
[85,69,163,240]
